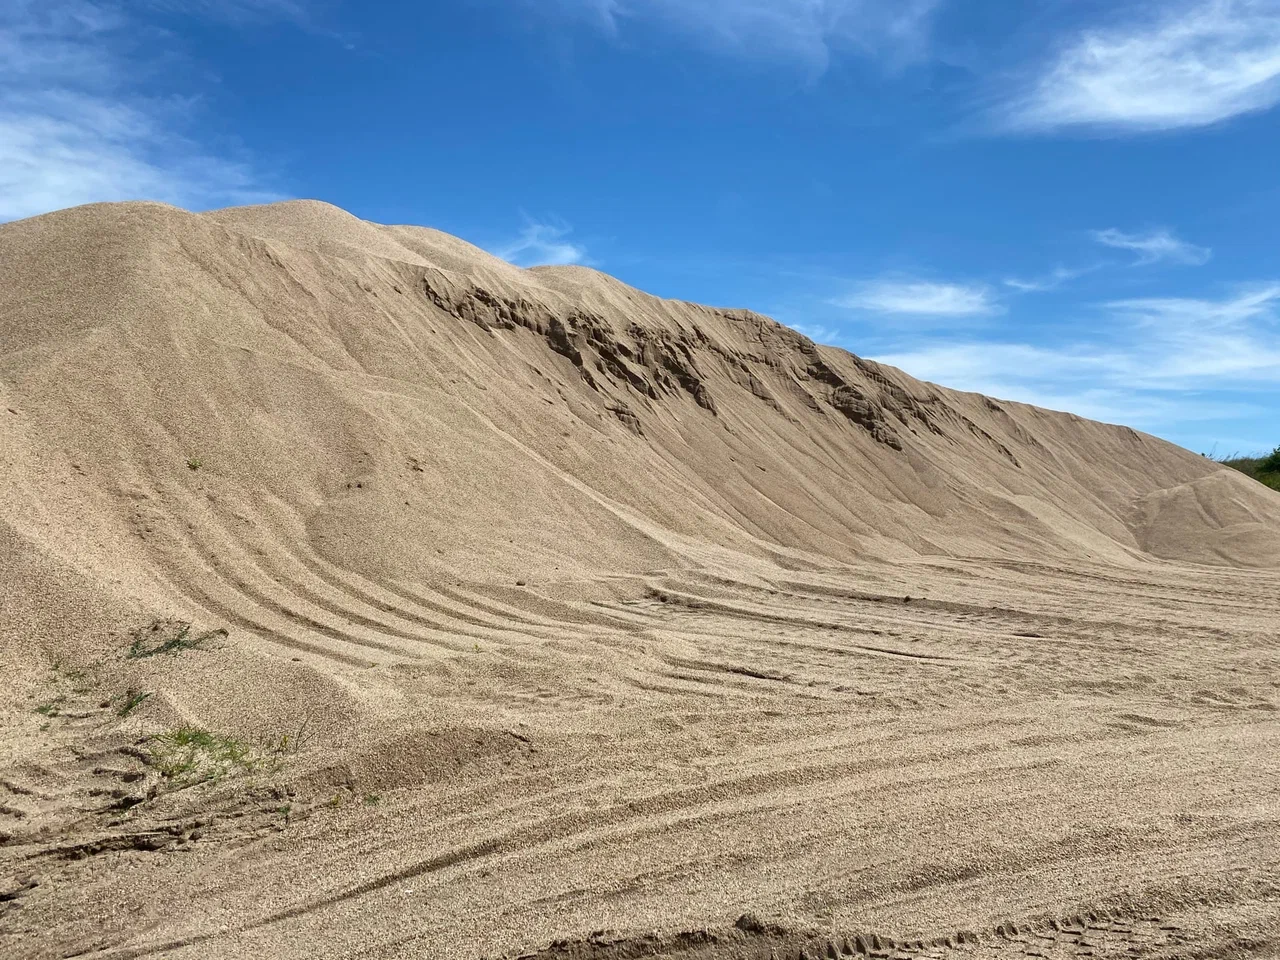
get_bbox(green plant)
[116,689,152,718]
[1260,446,1280,475]
[253,719,315,759]
[49,661,93,694]
[127,620,226,659]
[363,793,381,806]
[150,727,256,787]
[1215,447,1280,492]
[186,457,202,471]
[35,699,63,717]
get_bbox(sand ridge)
[1,200,1278,959]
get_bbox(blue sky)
[3,1,1278,454]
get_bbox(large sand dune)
[1,200,1278,959]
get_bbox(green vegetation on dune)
[150,727,257,786]
[1215,446,1280,492]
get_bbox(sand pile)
[2,201,1278,959]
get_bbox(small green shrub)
[186,457,202,471]
[1216,447,1280,492]
[1259,446,1280,475]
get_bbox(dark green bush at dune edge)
[1214,446,1280,492]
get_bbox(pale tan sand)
[2,200,1279,959]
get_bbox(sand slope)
[2,201,1278,959]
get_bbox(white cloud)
[837,279,999,317]
[1104,285,1280,382]
[870,285,1280,426]
[1004,264,1093,293]
[495,220,589,267]
[790,322,843,344]
[1002,0,1280,133]
[544,0,943,71]
[1093,228,1212,266]
[0,0,282,223]
[144,0,312,23]
[1108,285,1280,327]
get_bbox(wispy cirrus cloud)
[870,284,1280,428]
[836,279,1000,317]
[144,0,314,23]
[0,0,287,222]
[789,321,844,345]
[495,219,589,267]
[1000,0,1280,133]
[1093,227,1212,266]
[1003,264,1095,293]
[1105,285,1280,382]
[538,0,944,72]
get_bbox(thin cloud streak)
[1093,227,1212,266]
[836,279,1000,317]
[1003,264,1095,293]
[868,285,1280,426]
[543,0,943,71]
[790,321,844,345]
[145,0,314,24]
[1000,0,1280,133]
[495,220,589,267]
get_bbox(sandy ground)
[1,201,1278,959]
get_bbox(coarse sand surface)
[2,200,1279,959]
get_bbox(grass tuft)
[127,620,227,659]
[116,689,152,718]
[186,457,202,471]
[147,719,315,793]
[252,719,316,759]
[150,727,257,787]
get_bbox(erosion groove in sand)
[1,200,1278,959]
